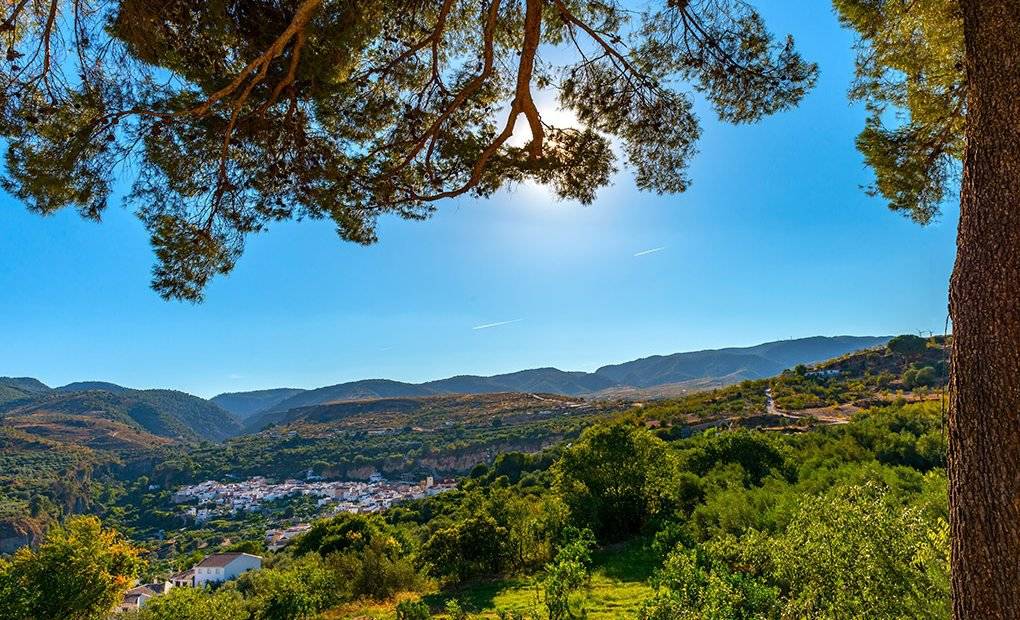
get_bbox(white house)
[806,368,841,379]
[117,582,171,613]
[117,586,155,613]
[193,552,263,586]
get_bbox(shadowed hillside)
[211,388,307,420]
[0,388,240,443]
[0,377,51,405]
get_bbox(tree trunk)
[949,2,1020,618]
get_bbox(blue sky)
[0,2,956,398]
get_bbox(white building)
[193,552,263,586]
[807,368,841,378]
[266,523,312,551]
[117,582,172,613]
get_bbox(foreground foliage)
[1,398,949,619]
[0,516,141,620]
[0,0,815,300]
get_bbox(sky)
[0,2,957,398]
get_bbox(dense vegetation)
[770,337,948,411]
[0,338,909,535]
[0,339,955,618]
[0,387,241,443]
[1,397,949,619]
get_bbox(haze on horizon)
[0,2,955,399]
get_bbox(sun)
[506,95,583,149]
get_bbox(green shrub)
[396,600,432,620]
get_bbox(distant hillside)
[252,370,617,428]
[0,388,241,443]
[594,335,891,387]
[0,377,50,393]
[0,377,51,405]
[766,335,949,412]
[55,381,133,394]
[243,336,890,420]
[182,392,605,486]
[4,336,893,437]
[246,380,435,430]
[211,388,307,420]
[426,368,619,396]
[269,392,586,431]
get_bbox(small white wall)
[193,566,222,587]
[223,555,262,580]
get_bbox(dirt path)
[764,387,851,426]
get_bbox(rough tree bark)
[949,1,1020,618]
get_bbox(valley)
[1,335,938,551]
[0,334,951,618]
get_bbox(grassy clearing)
[329,539,657,619]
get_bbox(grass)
[329,539,657,619]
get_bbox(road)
[764,387,801,421]
[764,387,851,426]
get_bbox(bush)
[132,587,247,620]
[682,431,790,486]
[420,513,511,582]
[236,555,341,620]
[543,528,595,620]
[555,423,673,542]
[396,600,432,620]
[0,516,142,620]
[290,513,382,557]
[639,546,778,620]
[328,536,423,600]
[888,335,928,355]
[747,482,949,619]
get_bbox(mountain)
[244,380,435,431]
[0,387,241,443]
[211,388,307,420]
[425,368,619,396]
[247,370,619,431]
[235,336,890,427]
[0,377,51,405]
[593,335,892,388]
[0,377,50,393]
[3,335,893,438]
[56,381,133,394]
[269,391,586,430]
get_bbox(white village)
[172,472,456,522]
[115,473,457,613]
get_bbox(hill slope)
[211,388,307,420]
[245,380,436,430]
[0,388,241,443]
[594,335,891,387]
[55,381,133,394]
[425,368,619,396]
[0,377,51,405]
[244,336,890,421]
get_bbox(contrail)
[634,247,666,257]
[473,318,524,330]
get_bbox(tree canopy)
[833,0,965,223]
[0,0,815,300]
[0,516,141,620]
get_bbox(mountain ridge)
[2,335,892,438]
[211,388,307,420]
[0,384,241,443]
[236,335,891,429]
